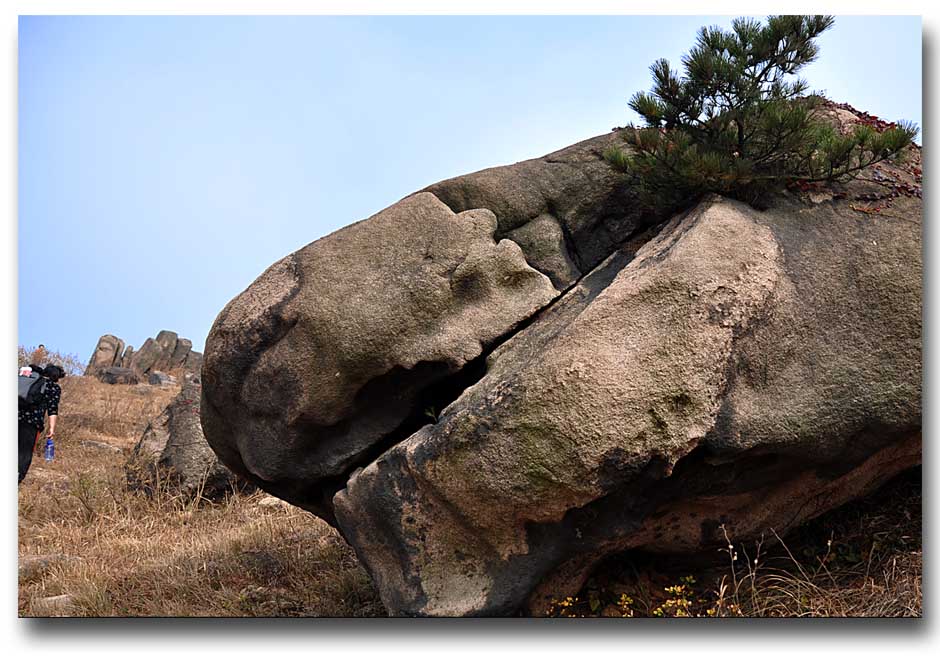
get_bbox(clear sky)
[18,14,922,359]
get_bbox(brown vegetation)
[551,466,921,618]
[18,344,85,376]
[18,376,382,617]
[18,375,919,617]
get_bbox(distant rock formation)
[97,367,140,385]
[85,331,203,383]
[85,335,125,374]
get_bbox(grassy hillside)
[18,376,382,617]
[18,376,919,617]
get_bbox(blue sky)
[18,15,922,359]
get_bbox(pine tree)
[605,15,918,215]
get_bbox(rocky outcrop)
[152,330,179,368]
[181,348,202,373]
[128,376,249,498]
[129,338,161,374]
[85,335,125,375]
[200,109,921,616]
[96,367,139,385]
[169,338,193,370]
[85,330,203,381]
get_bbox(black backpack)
[18,367,48,410]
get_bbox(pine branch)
[606,14,916,215]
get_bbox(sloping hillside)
[18,376,919,617]
[18,376,382,617]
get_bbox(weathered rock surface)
[85,334,125,374]
[78,439,123,454]
[181,349,203,373]
[201,114,921,616]
[201,191,560,519]
[148,371,177,386]
[19,554,83,582]
[506,214,581,289]
[422,132,642,279]
[128,377,248,498]
[130,337,163,374]
[152,330,179,371]
[169,338,193,369]
[28,594,76,617]
[96,366,139,385]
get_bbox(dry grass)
[18,376,383,617]
[56,375,181,440]
[720,467,922,618]
[554,467,922,618]
[20,376,919,618]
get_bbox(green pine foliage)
[605,15,919,215]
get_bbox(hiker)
[18,364,64,483]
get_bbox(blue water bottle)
[43,436,55,462]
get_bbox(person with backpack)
[18,364,64,483]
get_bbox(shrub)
[605,15,918,215]
[18,344,85,376]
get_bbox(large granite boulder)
[129,338,163,374]
[201,191,560,519]
[151,330,179,371]
[120,345,134,367]
[169,338,193,369]
[85,335,125,375]
[96,366,139,385]
[128,376,248,498]
[334,193,921,615]
[182,349,202,371]
[200,110,921,616]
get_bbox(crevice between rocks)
[517,429,922,616]
[545,198,587,275]
[329,207,674,506]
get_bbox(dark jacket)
[18,377,61,431]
